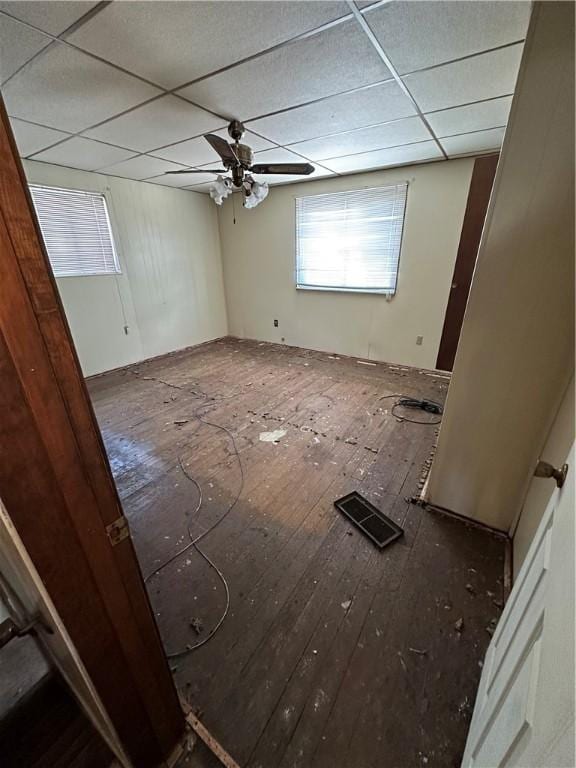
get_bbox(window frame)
[294,182,409,296]
[29,183,122,279]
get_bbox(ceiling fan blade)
[204,133,238,164]
[250,163,314,175]
[164,168,226,175]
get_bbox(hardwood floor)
[89,338,506,768]
[0,675,114,768]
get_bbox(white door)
[462,443,575,768]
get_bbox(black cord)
[378,394,443,426]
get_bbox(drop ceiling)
[0,0,531,193]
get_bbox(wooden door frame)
[436,153,499,372]
[0,101,184,765]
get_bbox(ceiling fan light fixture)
[209,175,233,206]
[243,178,269,209]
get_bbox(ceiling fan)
[164,119,314,208]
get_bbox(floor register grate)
[334,492,404,549]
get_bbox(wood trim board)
[436,154,499,372]
[0,98,184,766]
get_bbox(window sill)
[296,285,396,297]
[54,271,122,279]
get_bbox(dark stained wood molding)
[436,154,499,372]
[0,99,184,765]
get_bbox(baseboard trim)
[230,335,452,380]
[85,335,452,384]
[413,499,509,540]
[85,336,231,381]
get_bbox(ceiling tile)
[67,1,349,89]
[0,1,99,35]
[175,171,223,185]
[2,42,161,132]
[286,117,431,161]
[253,147,312,164]
[9,117,68,157]
[151,129,272,167]
[247,81,416,145]
[178,21,391,122]
[365,1,531,74]
[31,136,136,171]
[323,141,442,173]
[84,95,224,153]
[99,155,186,181]
[184,182,212,194]
[151,135,223,167]
[403,44,524,113]
[426,96,512,138]
[440,127,505,158]
[144,173,201,189]
[0,14,51,83]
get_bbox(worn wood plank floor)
[88,338,505,768]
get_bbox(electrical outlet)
[273,319,278,327]
[416,335,423,346]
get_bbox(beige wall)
[513,375,575,576]
[24,160,228,376]
[426,2,575,531]
[218,158,474,370]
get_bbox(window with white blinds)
[29,185,120,277]
[295,183,408,294]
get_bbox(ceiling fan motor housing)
[235,143,254,168]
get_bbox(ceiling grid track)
[0,0,529,189]
[346,0,448,159]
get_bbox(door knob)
[533,460,568,488]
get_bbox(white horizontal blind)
[296,183,408,294]
[29,185,120,277]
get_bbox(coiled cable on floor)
[378,394,444,425]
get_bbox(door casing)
[0,98,184,766]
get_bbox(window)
[29,185,120,277]
[295,183,408,295]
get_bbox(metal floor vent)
[334,492,404,549]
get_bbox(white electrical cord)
[138,374,245,657]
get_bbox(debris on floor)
[259,429,287,443]
[397,651,408,673]
[485,617,498,636]
[190,618,203,635]
[454,618,464,633]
